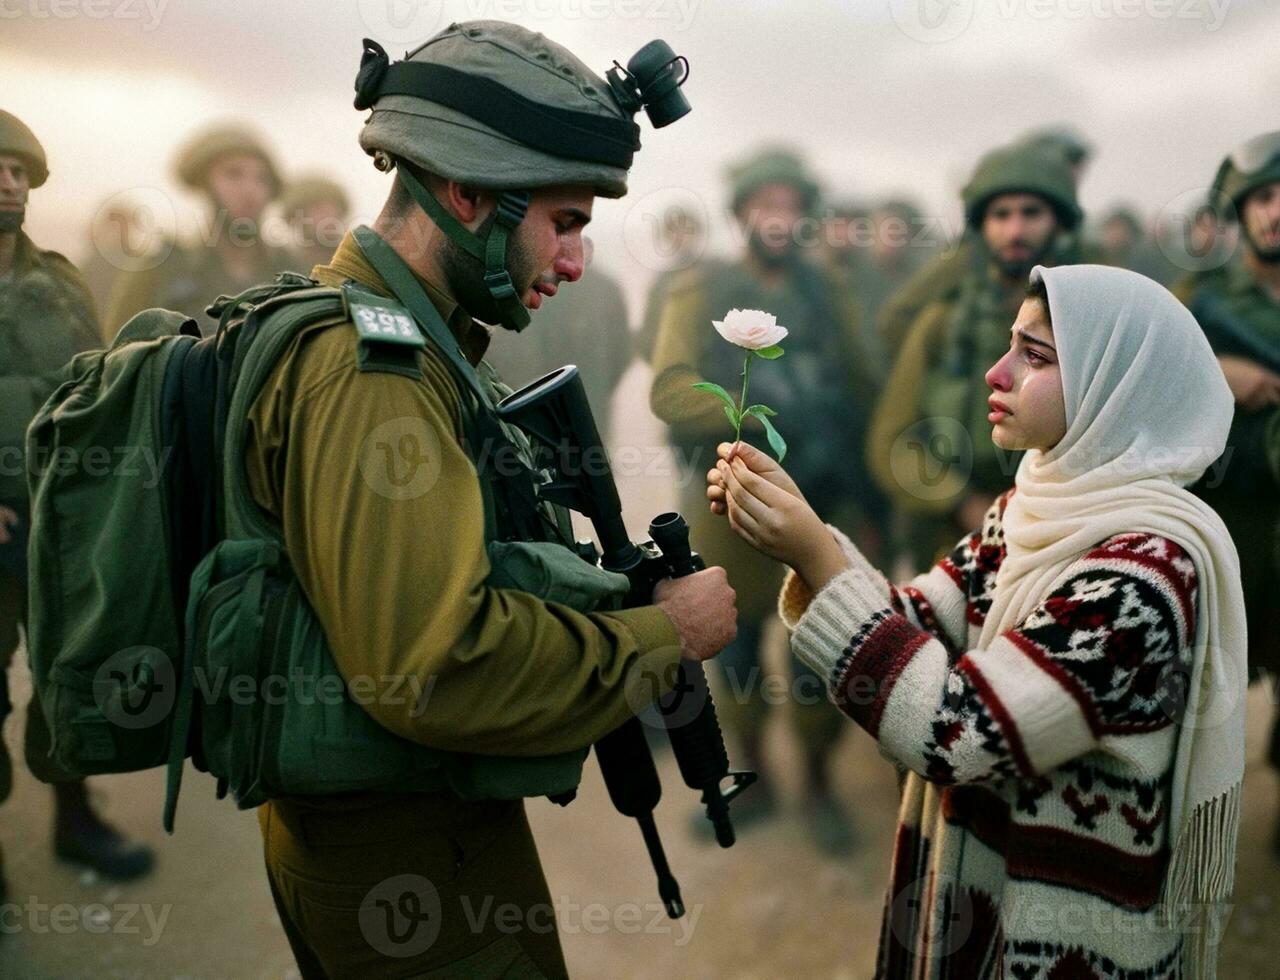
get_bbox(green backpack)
[27,248,629,831]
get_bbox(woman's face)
[984,297,1068,452]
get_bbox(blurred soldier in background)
[279,172,351,273]
[818,197,869,281]
[78,194,143,315]
[1184,132,1280,851]
[637,203,705,363]
[849,198,929,348]
[0,109,154,902]
[104,122,293,337]
[1093,203,1168,282]
[876,125,1091,358]
[485,236,633,435]
[650,147,884,853]
[867,143,1083,569]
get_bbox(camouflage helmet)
[1018,125,1092,169]
[356,21,642,199]
[0,110,48,188]
[173,122,282,196]
[1210,130,1280,221]
[727,147,820,215]
[962,143,1082,232]
[278,174,351,219]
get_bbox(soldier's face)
[0,153,30,233]
[1240,180,1280,263]
[981,194,1059,278]
[509,184,594,312]
[205,153,274,225]
[290,200,348,251]
[738,183,805,264]
[984,297,1067,453]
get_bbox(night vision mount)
[606,40,691,129]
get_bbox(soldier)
[237,24,737,977]
[849,198,929,346]
[0,110,154,902]
[1183,131,1280,850]
[636,203,705,363]
[866,143,1084,568]
[103,122,294,338]
[876,126,1091,358]
[279,172,352,273]
[1093,204,1168,283]
[650,147,882,853]
[485,236,633,436]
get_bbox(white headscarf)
[984,264,1246,978]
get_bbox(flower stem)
[734,351,753,446]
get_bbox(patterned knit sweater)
[782,491,1199,980]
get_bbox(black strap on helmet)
[354,40,639,169]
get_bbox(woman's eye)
[1027,350,1047,365]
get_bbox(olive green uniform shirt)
[0,233,101,509]
[242,233,681,758]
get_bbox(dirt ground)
[2,364,1278,979]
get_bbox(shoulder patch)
[343,283,426,379]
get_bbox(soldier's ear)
[442,180,491,228]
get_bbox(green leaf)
[723,404,741,428]
[758,413,787,462]
[692,381,738,415]
[743,404,777,418]
[754,345,785,360]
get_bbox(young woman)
[708,265,1247,979]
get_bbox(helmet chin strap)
[394,160,533,332]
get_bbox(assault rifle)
[497,365,755,919]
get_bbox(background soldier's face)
[1240,180,1280,264]
[981,192,1059,278]
[288,198,348,251]
[205,152,274,225]
[737,182,805,265]
[0,153,31,233]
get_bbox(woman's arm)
[790,533,1196,786]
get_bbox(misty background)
[3,0,1278,315]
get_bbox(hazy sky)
[3,0,1277,313]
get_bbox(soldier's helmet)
[353,20,690,331]
[356,20,675,199]
[962,143,1082,233]
[726,147,820,216]
[1018,125,1092,170]
[173,122,283,197]
[1210,130,1280,222]
[0,110,49,188]
[279,174,351,220]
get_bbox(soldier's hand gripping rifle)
[497,365,756,919]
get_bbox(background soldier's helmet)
[961,143,1083,232]
[1018,124,1092,170]
[0,109,49,188]
[173,122,283,197]
[278,174,351,220]
[726,147,821,215]
[356,21,642,198]
[1210,130,1280,222]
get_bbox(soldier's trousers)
[0,565,68,804]
[711,616,844,759]
[260,792,569,979]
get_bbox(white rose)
[711,308,789,350]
